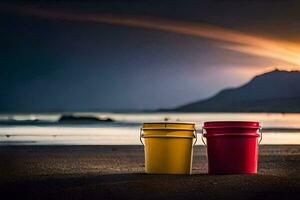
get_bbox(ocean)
[0,113,300,145]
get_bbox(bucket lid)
[203,121,260,129]
[142,122,196,138]
[142,122,195,130]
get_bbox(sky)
[0,0,300,112]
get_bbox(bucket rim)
[142,121,196,131]
[203,133,260,138]
[203,121,260,129]
[142,135,195,139]
[142,121,195,125]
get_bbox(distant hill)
[168,69,300,113]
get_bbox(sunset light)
[2,3,300,70]
[1,1,300,200]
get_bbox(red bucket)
[202,121,261,174]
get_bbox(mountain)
[169,69,300,113]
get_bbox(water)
[0,113,300,145]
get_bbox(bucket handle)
[201,128,207,147]
[258,127,263,144]
[139,128,198,146]
[140,128,144,145]
[193,129,197,146]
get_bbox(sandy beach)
[0,145,299,200]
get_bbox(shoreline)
[1,145,299,199]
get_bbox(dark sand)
[0,145,299,200]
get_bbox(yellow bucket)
[140,122,197,174]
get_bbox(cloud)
[1,3,300,68]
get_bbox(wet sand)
[0,145,299,200]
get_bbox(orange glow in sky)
[2,4,300,71]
